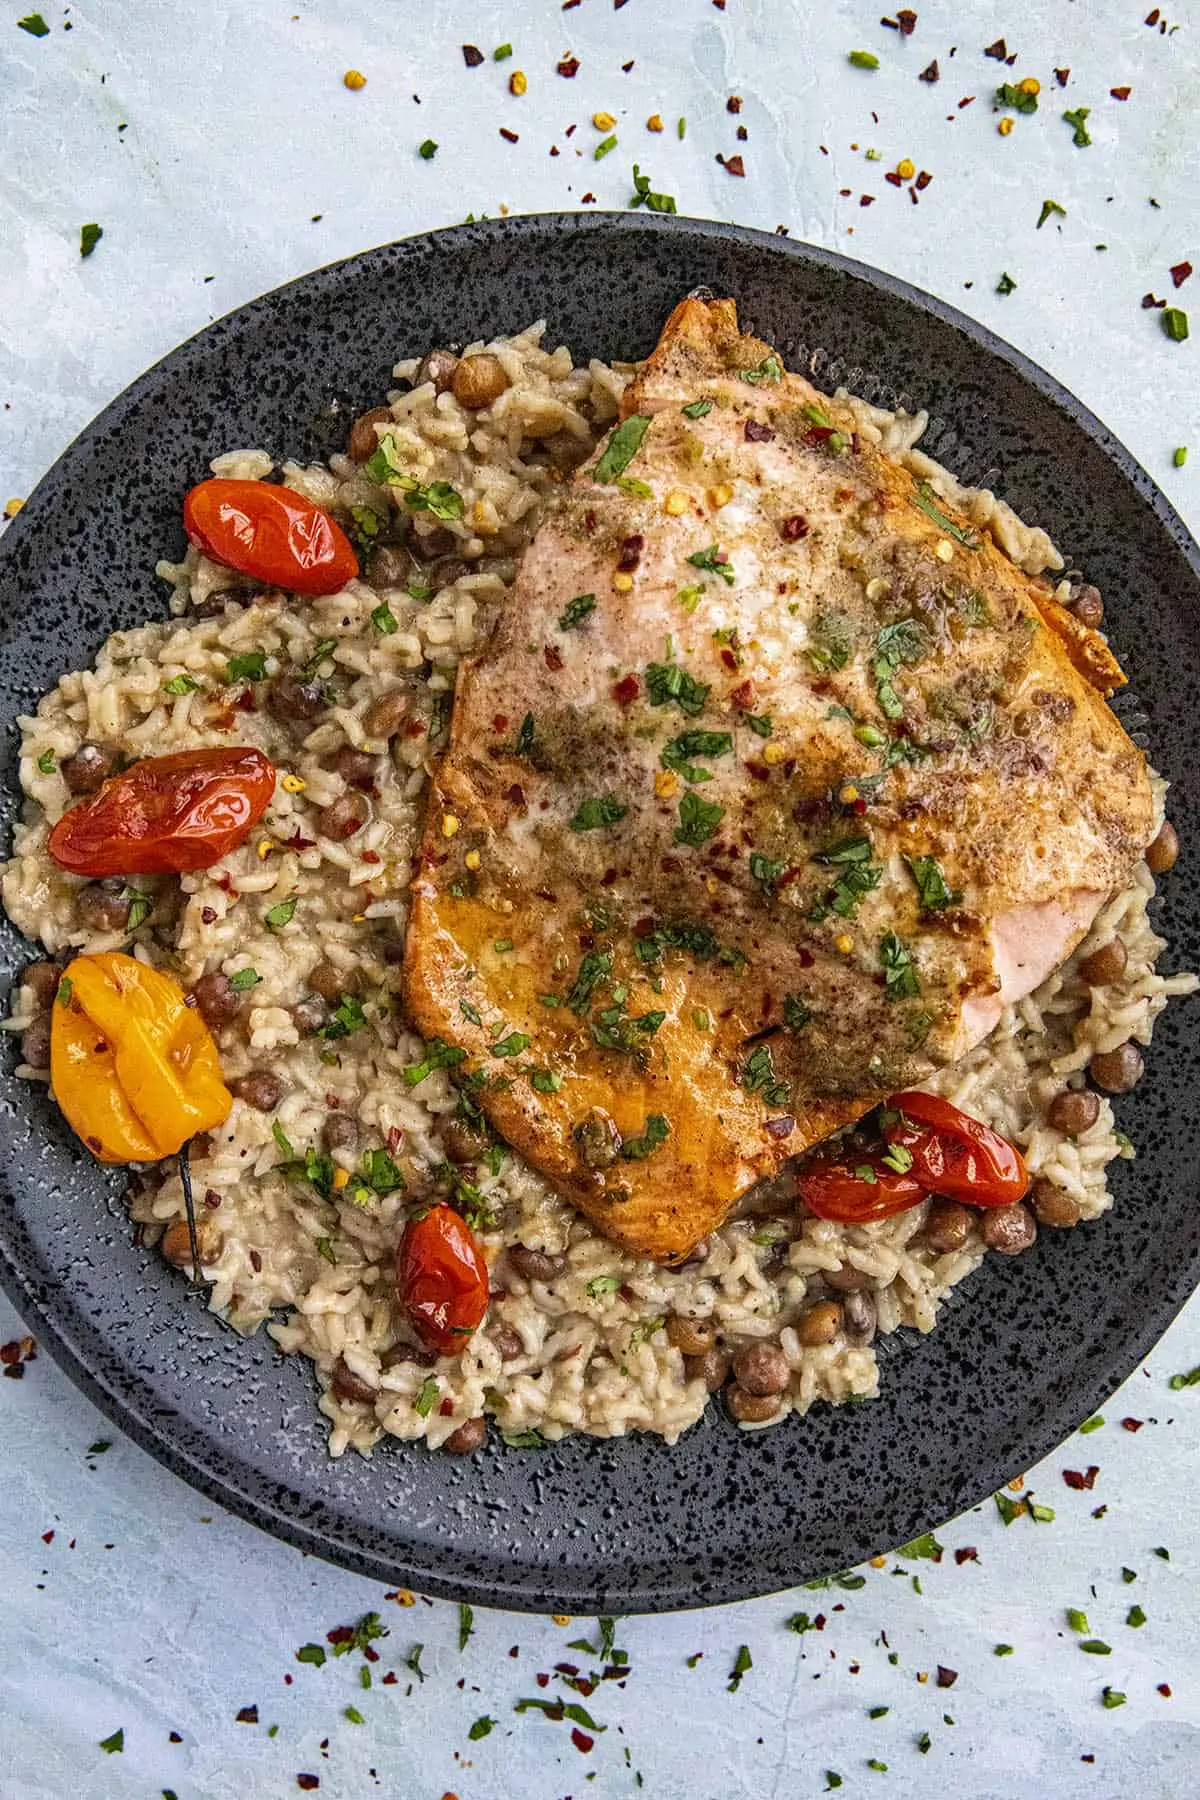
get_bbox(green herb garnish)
[682,398,714,419]
[593,414,653,483]
[402,1036,467,1086]
[163,672,200,695]
[559,592,596,630]
[371,602,398,635]
[315,994,368,1040]
[1163,307,1190,343]
[1037,198,1066,230]
[848,50,879,70]
[741,1042,791,1108]
[120,886,152,931]
[906,854,962,912]
[629,163,677,213]
[661,729,732,783]
[619,1113,670,1160]
[740,355,782,385]
[80,222,103,258]
[997,272,1018,295]
[686,544,735,585]
[1063,106,1091,145]
[880,932,920,1000]
[675,789,724,846]
[646,660,711,716]
[418,138,438,159]
[997,82,1038,114]
[569,794,628,832]
[911,482,979,548]
[227,650,268,683]
[414,1377,438,1418]
[264,896,297,931]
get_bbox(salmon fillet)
[403,298,1154,1262]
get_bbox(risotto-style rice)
[3,322,1194,1456]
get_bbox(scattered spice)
[462,44,483,68]
[717,153,746,177]
[920,60,940,82]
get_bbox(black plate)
[2,214,1198,1614]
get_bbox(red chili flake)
[0,1341,20,1365]
[556,55,580,78]
[506,783,526,807]
[1158,1683,1172,1697]
[984,38,1008,60]
[1142,293,1167,309]
[1170,261,1193,287]
[919,60,939,82]
[612,674,640,706]
[499,128,519,144]
[1110,85,1132,100]
[1081,1754,1095,1765]
[915,169,932,190]
[326,1626,355,1648]
[1145,7,1160,22]
[1062,1465,1099,1490]
[236,1705,259,1724]
[462,44,483,68]
[234,687,256,712]
[203,1189,221,1209]
[621,58,635,72]
[713,0,726,9]
[565,123,577,138]
[958,94,975,107]
[544,644,564,671]
[41,1529,54,1543]
[780,514,810,540]
[492,713,510,733]
[1056,68,1071,86]
[381,1670,398,1684]
[727,95,743,113]
[953,1546,978,1564]
[439,1397,453,1416]
[839,187,852,198]
[1121,1417,1144,1432]
[720,647,739,672]
[729,679,757,708]
[581,192,596,204]
[717,154,745,177]
[896,9,918,35]
[745,419,775,443]
[861,194,876,206]
[555,1662,580,1677]
[736,125,748,141]
[766,1114,795,1138]
[936,1666,958,1688]
[618,533,645,571]
[360,848,381,864]
[571,1729,595,1753]
[279,830,317,850]
[535,1671,551,1689]
[297,1779,319,1793]
[885,170,904,187]
[563,0,582,10]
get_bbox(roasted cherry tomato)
[796,1156,927,1225]
[882,1091,1030,1208]
[397,1204,489,1355]
[48,746,276,877]
[183,478,358,596]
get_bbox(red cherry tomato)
[882,1091,1030,1208]
[796,1156,928,1225]
[397,1204,489,1355]
[48,746,276,877]
[183,478,358,596]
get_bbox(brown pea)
[347,406,394,463]
[491,1324,524,1361]
[411,518,457,559]
[726,1384,782,1424]
[416,348,460,394]
[380,1341,437,1369]
[161,1216,222,1269]
[731,1340,791,1396]
[307,959,357,1003]
[231,1069,284,1112]
[331,1357,379,1404]
[1030,1178,1083,1229]
[20,1014,51,1068]
[1145,819,1179,876]
[323,1111,358,1151]
[823,1261,871,1292]
[22,961,61,1010]
[76,879,134,934]
[1070,583,1104,629]
[290,995,328,1034]
[452,352,509,410]
[317,791,368,840]
[507,1243,565,1283]
[665,1315,716,1357]
[267,669,326,722]
[1078,938,1127,987]
[685,1346,730,1391]
[367,542,413,590]
[922,1196,971,1253]
[333,745,377,787]
[425,555,474,592]
[842,1289,877,1345]
[191,970,243,1030]
[361,688,410,739]
[188,590,240,618]
[440,1117,490,1164]
[980,1203,1038,1255]
[442,1415,487,1454]
[1090,1041,1144,1094]
[675,1236,711,1269]
[795,1300,843,1348]
[60,741,118,795]
[1046,1087,1101,1136]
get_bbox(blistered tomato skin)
[397,1205,489,1355]
[796,1157,928,1225]
[183,478,358,596]
[883,1091,1030,1208]
[47,746,276,876]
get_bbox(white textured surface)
[1,4,1197,1797]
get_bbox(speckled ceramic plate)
[1,214,1197,1614]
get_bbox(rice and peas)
[3,322,1193,1457]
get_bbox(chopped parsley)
[629,163,677,213]
[676,583,704,613]
[315,994,368,1040]
[490,1031,531,1058]
[593,414,652,483]
[314,1237,336,1264]
[305,638,338,674]
[619,1113,670,1160]
[18,13,50,35]
[682,398,714,419]
[418,138,438,159]
[264,896,298,931]
[515,711,536,756]
[120,886,152,931]
[996,82,1038,114]
[594,133,618,161]
[1079,1639,1112,1656]
[911,482,979,548]
[800,401,849,454]
[567,949,613,1015]
[569,794,628,832]
[98,1728,124,1755]
[1063,106,1091,146]
[35,749,56,774]
[848,49,879,69]
[1126,1605,1147,1628]
[226,967,260,993]
[359,1148,405,1195]
[529,1067,563,1094]
[646,660,711,716]
[783,994,813,1030]
[349,503,382,537]
[586,1274,621,1297]
[675,789,724,846]
[1101,1688,1127,1710]
[741,1042,791,1108]
[371,601,399,635]
[807,610,853,671]
[403,1037,467,1087]
[742,711,773,737]
[559,592,596,630]
[686,544,735,586]
[227,650,268,683]
[1168,1364,1200,1389]
[1037,197,1067,230]
[277,1145,335,1200]
[501,1427,548,1449]
[727,1645,753,1691]
[163,672,200,695]
[880,932,920,1000]
[997,272,1018,295]
[906,854,962,912]
[740,355,782,385]
[364,434,465,518]
[79,222,103,258]
[414,1376,438,1418]
[810,837,882,920]
[749,850,788,892]
[1163,307,1190,343]
[661,729,732,783]
[468,1717,496,1740]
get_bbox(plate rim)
[2,210,1199,1614]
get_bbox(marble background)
[1,3,1197,1797]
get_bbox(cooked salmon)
[403,298,1154,1262]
